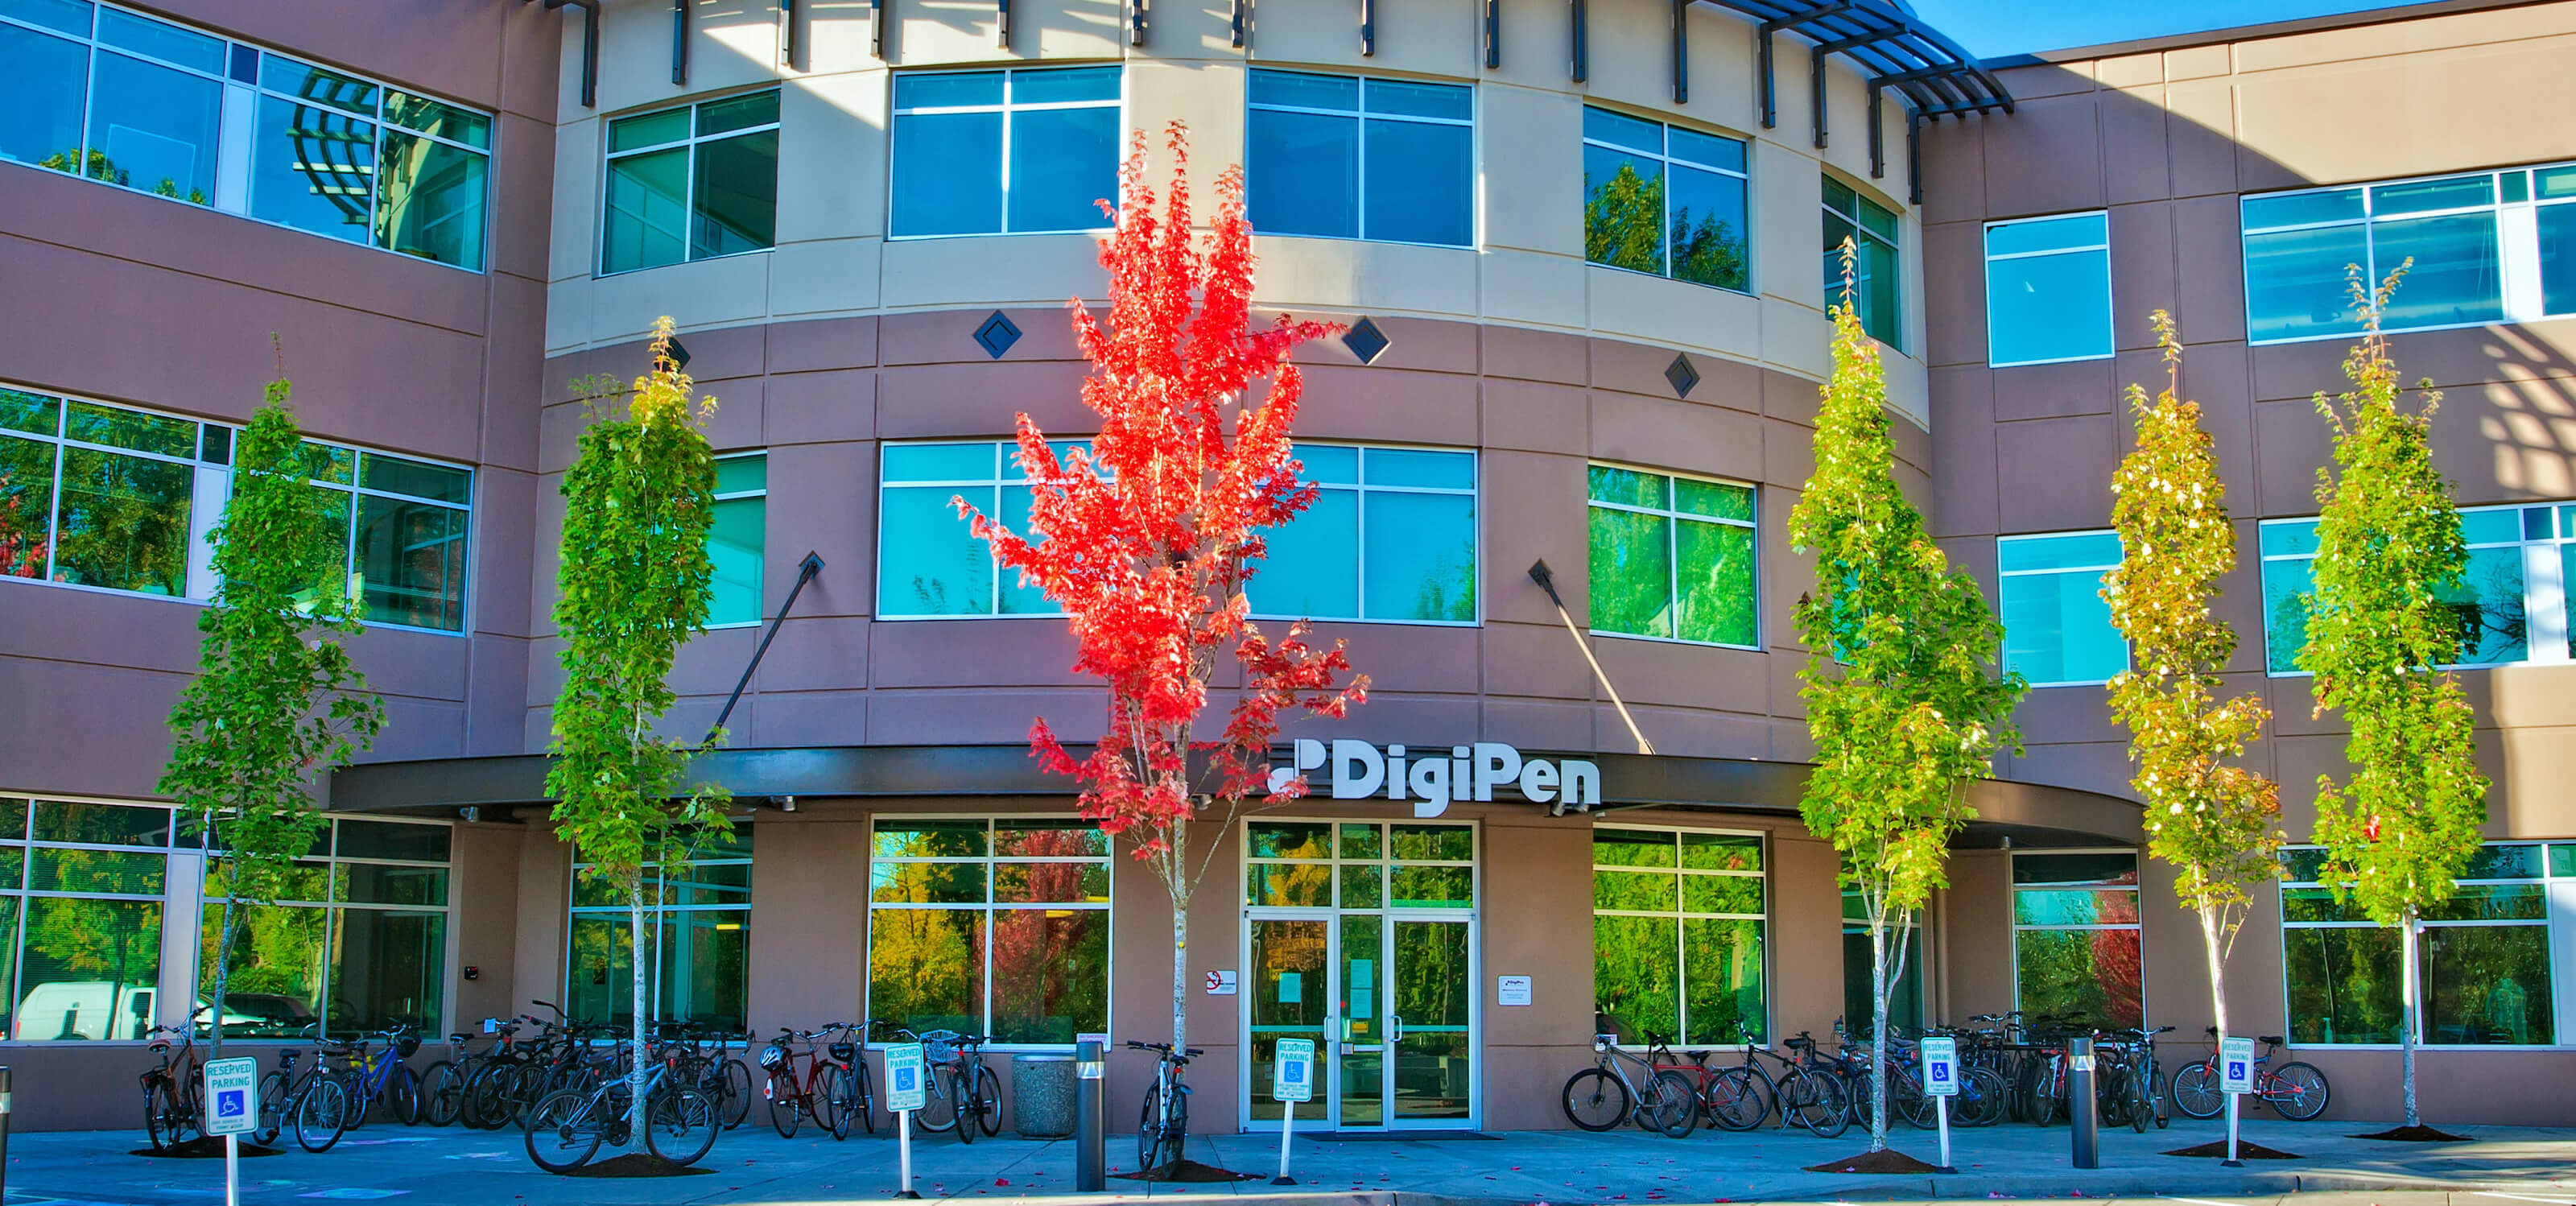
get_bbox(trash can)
[1013,1054,1077,1139]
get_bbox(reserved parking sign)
[2219,1037,2256,1095]
[1919,1037,1958,1097]
[203,1057,258,1138]
[1274,1039,1315,1103]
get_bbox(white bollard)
[1272,1098,1296,1185]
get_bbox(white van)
[12,981,155,1040]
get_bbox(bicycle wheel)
[848,1059,876,1135]
[971,1064,1002,1137]
[1705,1068,1769,1131]
[767,1072,803,1139]
[143,1077,184,1152]
[1959,1068,2008,1127]
[1794,1072,1851,1138]
[419,1060,464,1126]
[2169,1061,2223,1118]
[253,1070,292,1146]
[646,1088,720,1167]
[1136,1081,1167,1171]
[828,1064,858,1141]
[1559,1068,1628,1132]
[2124,1068,2151,1134]
[722,1059,753,1130]
[1645,1071,1698,1138]
[2268,1062,2330,1121]
[953,1067,980,1145]
[295,1077,351,1153]
[815,1064,844,1140]
[390,1063,422,1126]
[523,1089,604,1174]
[916,1069,959,1133]
[1893,1070,1934,1130]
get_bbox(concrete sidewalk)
[4,1117,2572,1206]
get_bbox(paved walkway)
[5,1117,2573,1206]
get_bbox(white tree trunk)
[1869,920,1889,1153]
[632,882,650,1143]
[2400,909,2419,1128]
[2200,902,2229,1076]
[209,894,240,1059]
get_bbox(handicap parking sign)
[203,1058,259,1137]
[884,1043,928,1113]
[1919,1037,1958,1097]
[2218,1036,2255,1095]
[1273,1038,1315,1103]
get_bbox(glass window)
[890,66,1119,237]
[2260,504,2563,674]
[1985,213,2112,366]
[1591,828,1765,1045]
[1998,531,2128,686]
[2,796,175,1041]
[1582,107,1749,293]
[1247,69,1472,248]
[1246,820,1472,909]
[2238,168,2556,343]
[870,819,1108,1044]
[1823,176,1902,348]
[568,826,749,1034]
[708,452,766,626]
[200,815,452,1040]
[2012,851,2142,1030]
[1841,884,1922,1036]
[602,91,779,274]
[1245,444,1476,624]
[1587,465,1757,646]
[877,440,1090,618]
[2282,841,2560,1045]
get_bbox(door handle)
[1389,1014,1404,1044]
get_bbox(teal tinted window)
[708,453,766,626]
[2264,506,2567,672]
[2242,170,2527,342]
[1986,213,2112,366]
[1249,70,1472,248]
[1583,106,1751,293]
[1588,466,1757,646]
[891,67,1117,237]
[1246,444,1476,624]
[1999,531,2127,685]
[877,441,1082,618]
[1823,179,1901,347]
[2283,841,2559,1045]
[604,93,779,273]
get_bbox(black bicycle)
[1128,1039,1199,1172]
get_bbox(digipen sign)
[1268,739,1601,818]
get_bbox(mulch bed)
[2162,1140,2302,1159]
[132,1138,285,1159]
[1804,1149,1950,1174]
[2352,1125,2475,1142]
[559,1153,714,1178]
[1113,1159,1261,1183]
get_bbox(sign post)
[202,1056,258,1206]
[885,1043,929,1198]
[1271,1039,1315,1186]
[2217,1035,2255,1167]
[1919,1037,1958,1173]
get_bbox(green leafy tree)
[2102,312,2285,1058]
[159,372,383,1056]
[1790,245,2024,1154]
[546,317,733,1142]
[2298,268,2490,1130]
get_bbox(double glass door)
[1244,821,1476,1130]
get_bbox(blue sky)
[1907,0,2425,58]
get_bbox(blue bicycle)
[334,1025,423,1130]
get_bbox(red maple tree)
[956,124,1367,1055]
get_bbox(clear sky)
[1906,0,2429,58]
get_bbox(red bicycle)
[761,1023,865,1139]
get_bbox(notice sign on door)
[885,1043,928,1112]
[1207,970,1238,996]
[203,1056,259,1137]
[1274,1038,1315,1103]
[2219,1036,2256,1094]
[1918,1037,1958,1097]
[1496,975,1532,1006]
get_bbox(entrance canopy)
[331,745,2141,848]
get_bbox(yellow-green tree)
[2103,313,2284,1058]
[1790,246,2024,1154]
[2298,269,2489,1130]
[547,318,732,1141]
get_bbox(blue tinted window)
[1583,107,1750,294]
[1248,444,1477,624]
[1248,69,1471,248]
[86,51,222,204]
[1997,532,2126,685]
[877,442,1080,618]
[1986,213,2112,366]
[2260,506,2553,672]
[890,67,1121,237]
[2541,202,2576,316]
[250,93,376,242]
[603,93,779,272]
[0,21,88,171]
[2243,172,2516,342]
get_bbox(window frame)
[204,815,456,1041]
[1584,461,1761,650]
[2007,847,2145,1030]
[1996,529,2130,688]
[0,0,493,272]
[885,64,1125,242]
[1982,211,2114,367]
[2279,841,2570,1049]
[2240,162,2576,346]
[564,824,753,1036]
[2258,503,2575,676]
[705,451,767,630]
[1247,441,1482,629]
[1243,68,1477,250]
[865,815,1116,1051]
[1588,824,1770,1048]
[872,439,1081,622]
[1578,104,1754,296]
[596,88,782,278]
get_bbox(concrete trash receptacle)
[1013,1054,1076,1138]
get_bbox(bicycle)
[419,1021,510,1126]
[2171,1030,2329,1121]
[1694,1023,1847,1136]
[138,1010,210,1151]
[336,1026,423,1127]
[1127,1039,1199,1172]
[1559,1032,1697,1138]
[292,1039,361,1152]
[927,1030,1000,1142]
[522,1051,720,1173]
[2096,1026,2174,1132]
[759,1025,845,1139]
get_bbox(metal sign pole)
[1936,1095,1951,1172]
[899,1108,917,1198]
[2225,1093,2240,1167]
[1274,1098,1295,1185]
[225,1134,239,1206]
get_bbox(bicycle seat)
[1686,1050,1713,1060]
[2259,1035,2285,1046]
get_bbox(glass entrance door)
[1244,821,1478,1131]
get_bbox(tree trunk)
[2400,908,2419,1128]
[1170,898,1189,1055]
[2199,902,2228,1082]
[1869,919,1889,1153]
[209,894,240,1058]
[631,882,650,1142]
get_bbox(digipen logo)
[1267,739,1600,817]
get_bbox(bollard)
[1074,1040,1105,1193]
[2067,1036,2099,1170]
[1,1066,11,1200]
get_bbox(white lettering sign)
[1496,976,1532,1007]
[2219,1037,2255,1095]
[1919,1037,1958,1097]
[1269,740,1601,817]
[1274,1038,1315,1103]
[204,1057,259,1137]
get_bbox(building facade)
[0,0,2570,1132]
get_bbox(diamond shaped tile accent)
[1665,353,1700,399]
[1342,316,1390,366]
[972,310,1022,359]
[664,337,692,371]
